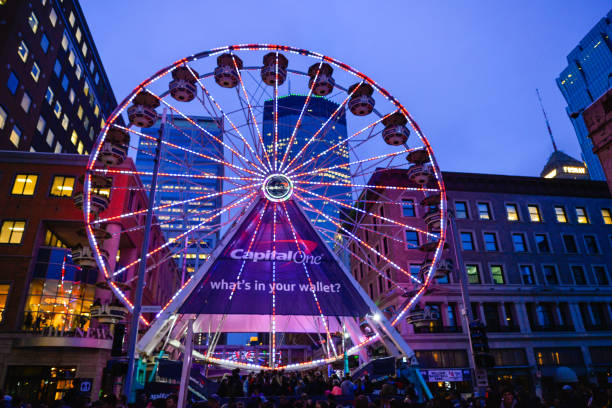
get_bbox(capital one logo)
[230,249,322,265]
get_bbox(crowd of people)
[3,370,612,408]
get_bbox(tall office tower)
[556,10,612,181]
[262,95,350,244]
[0,0,118,154]
[135,116,224,278]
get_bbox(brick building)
[0,151,180,402]
[583,88,612,194]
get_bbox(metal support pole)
[448,209,481,393]
[178,319,194,408]
[124,108,167,401]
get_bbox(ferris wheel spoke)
[231,54,274,172]
[245,69,273,108]
[273,53,280,172]
[184,65,271,173]
[90,167,260,184]
[294,179,439,193]
[145,89,266,177]
[113,191,258,277]
[270,203,278,366]
[281,201,337,357]
[278,59,324,172]
[93,182,261,226]
[282,82,363,173]
[295,193,422,285]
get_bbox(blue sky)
[81,1,611,177]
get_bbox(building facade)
[262,94,350,242]
[0,151,180,402]
[0,0,118,154]
[135,116,224,280]
[583,87,612,194]
[556,10,612,181]
[352,170,612,394]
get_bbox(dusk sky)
[81,1,611,177]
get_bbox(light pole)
[124,108,167,401]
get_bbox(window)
[83,81,90,96]
[61,114,68,130]
[483,232,499,251]
[478,202,491,220]
[94,104,100,118]
[562,234,578,253]
[68,11,75,26]
[68,49,75,67]
[554,206,567,223]
[455,201,468,219]
[69,89,75,104]
[542,265,559,285]
[9,125,21,148]
[49,8,57,26]
[0,284,9,323]
[36,116,46,134]
[602,209,612,225]
[520,265,535,285]
[593,266,610,286]
[534,234,551,252]
[512,233,527,252]
[11,174,38,195]
[571,266,587,285]
[20,92,31,113]
[405,230,419,248]
[71,130,78,145]
[460,232,475,250]
[0,220,26,244]
[54,101,62,118]
[54,60,62,78]
[576,207,589,224]
[31,62,40,82]
[40,33,49,53]
[466,265,481,284]
[28,11,39,33]
[505,204,519,221]
[89,60,95,73]
[61,74,69,91]
[409,264,420,280]
[75,63,82,80]
[402,199,415,217]
[77,141,84,155]
[584,235,600,254]
[18,41,28,62]
[54,142,62,153]
[528,205,541,222]
[0,106,6,129]
[75,27,82,43]
[50,176,75,197]
[490,265,505,284]
[7,72,19,95]
[45,87,54,105]
[61,32,69,51]
[94,72,100,85]
[46,129,54,146]
[81,42,88,57]
[77,105,83,119]
[44,229,67,248]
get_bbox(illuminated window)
[31,62,40,82]
[45,87,54,104]
[68,50,75,66]
[61,32,68,51]
[602,209,612,225]
[405,230,419,247]
[36,116,46,134]
[69,89,75,104]
[7,72,18,95]
[483,232,498,251]
[505,204,519,221]
[520,265,535,285]
[28,11,39,33]
[71,130,78,145]
[68,11,75,26]
[490,265,505,284]
[9,125,21,148]
[0,106,7,129]
[83,81,89,96]
[50,176,75,197]
[554,206,567,223]
[575,207,589,224]
[20,92,31,113]
[402,199,415,217]
[0,220,26,244]
[75,27,82,43]
[12,174,38,195]
[46,128,54,146]
[512,233,527,252]
[466,264,480,284]
[40,33,49,53]
[49,8,57,26]
[460,232,474,250]
[477,202,491,220]
[543,169,557,178]
[81,42,87,57]
[77,105,83,119]
[75,63,82,80]
[0,284,9,322]
[77,141,84,154]
[542,265,559,285]
[54,101,62,118]
[44,229,67,248]
[94,104,100,117]
[527,205,541,222]
[18,41,28,62]
[54,142,62,153]
[61,114,68,130]
[455,201,468,219]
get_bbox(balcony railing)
[413,325,463,334]
[530,323,575,332]
[485,324,521,333]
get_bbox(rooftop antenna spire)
[536,88,558,152]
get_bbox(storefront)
[415,350,472,394]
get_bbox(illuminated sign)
[544,169,557,179]
[563,166,586,174]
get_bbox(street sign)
[140,305,161,314]
[80,381,91,392]
[475,368,489,387]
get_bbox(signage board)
[422,369,464,382]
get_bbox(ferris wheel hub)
[262,173,293,202]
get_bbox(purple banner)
[179,199,369,317]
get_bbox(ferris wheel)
[84,44,447,372]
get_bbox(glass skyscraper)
[556,10,612,181]
[262,95,350,245]
[135,116,224,278]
